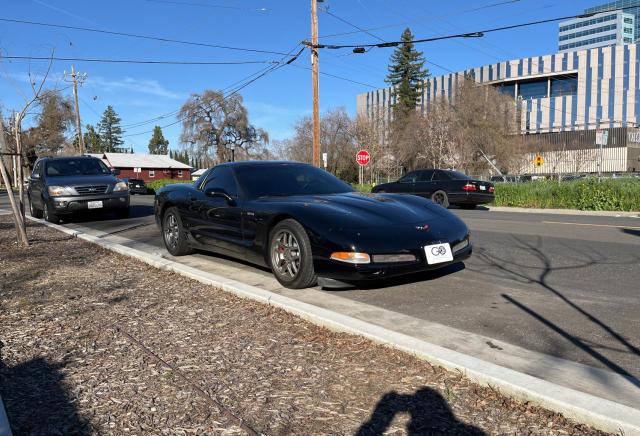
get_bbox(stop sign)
[356,150,370,166]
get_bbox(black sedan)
[371,169,495,209]
[122,178,148,194]
[154,161,471,289]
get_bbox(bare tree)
[178,90,268,162]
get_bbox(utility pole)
[66,65,87,155]
[311,0,320,167]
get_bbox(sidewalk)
[0,214,611,434]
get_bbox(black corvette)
[154,161,471,289]
[371,169,495,209]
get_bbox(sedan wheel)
[269,219,317,289]
[162,207,194,256]
[431,190,449,208]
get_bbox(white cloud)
[87,76,183,100]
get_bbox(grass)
[494,178,640,211]
[145,178,192,194]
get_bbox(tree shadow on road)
[356,387,485,435]
[470,234,640,388]
[0,357,91,435]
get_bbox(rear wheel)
[431,190,449,208]
[43,202,60,224]
[268,219,317,289]
[162,207,194,256]
[29,195,43,219]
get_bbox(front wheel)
[29,195,43,219]
[162,207,194,256]
[268,219,317,289]
[43,202,60,224]
[431,190,450,208]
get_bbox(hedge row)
[493,178,640,211]
[145,179,192,194]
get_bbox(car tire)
[268,219,317,289]
[29,195,43,219]
[431,190,449,208]
[43,202,60,224]
[162,207,194,256]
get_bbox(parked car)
[27,156,130,224]
[371,169,495,209]
[122,177,148,194]
[154,161,471,289]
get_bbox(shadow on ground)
[356,387,484,435]
[0,357,91,435]
[470,234,640,388]
[622,228,640,238]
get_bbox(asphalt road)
[2,191,640,400]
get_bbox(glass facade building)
[558,10,634,52]
[585,0,640,41]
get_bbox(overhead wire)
[0,55,279,65]
[0,17,290,56]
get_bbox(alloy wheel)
[271,230,301,279]
[164,214,179,249]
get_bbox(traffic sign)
[596,129,609,146]
[534,155,544,167]
[356,150,370,166]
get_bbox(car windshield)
[46,159,111,176]
[446,170,470,180]
[234,163,354,198]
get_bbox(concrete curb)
[487,206,640,217]
[0,394,12,436]
[26,216,640,435]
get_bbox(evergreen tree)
[385,28,429,117]
[148,125,169,155]
[84,124,102,153]
[97,105,124,152]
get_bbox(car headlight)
[47,186,74,197]
[113,181,129,192]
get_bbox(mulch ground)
[0,215,606,435]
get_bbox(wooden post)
[14,113,25,222]
[311,0,320,167]
[70,65,85,155]
[0,117,28,246]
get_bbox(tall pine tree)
[97,105,124,152]
[83,124,101,153]
[385,28,429,117]
[148,125,169,154]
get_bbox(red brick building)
[90,153,192,182]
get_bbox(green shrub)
[146,179,192,194]
[494,178,640,211]
[352,183,373,193]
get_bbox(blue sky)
[0,0,605,153]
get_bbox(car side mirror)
[205,188,236,205]
[112,169,121,176]
[30,173,39,180]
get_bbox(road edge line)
[25,216,640,435]
[487,206,640,217]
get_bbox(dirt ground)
[0,216,606,435]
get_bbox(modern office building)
[356,43,640,174]
[558,10,634,53]
[586,0,640,42]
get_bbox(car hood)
[46,174,119,186]
[263,191,456,229]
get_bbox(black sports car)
[371,169,495,209]
[154,161,471,289]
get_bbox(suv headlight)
[113,181,129,192]
[47,186,74,197]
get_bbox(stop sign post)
[356,150,370,185]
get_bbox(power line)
[0,17,290,56]
[288,63,378,89]
[318,0,521,39]
[0,55,279,65]
[310,6,640,50]
[144,0,268,12]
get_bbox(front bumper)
[313,241,472,282]
[46,192,130,214]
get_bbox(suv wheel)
[43,203,60,224]
[29,195,43,219]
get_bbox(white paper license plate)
[87,200,103,209]
[479,185,486,191]
[424,243,454,265]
